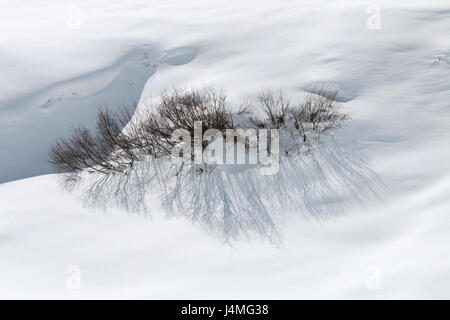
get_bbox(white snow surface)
[1,0,450,299]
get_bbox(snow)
[1,0,450,298]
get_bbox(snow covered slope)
[0,0,449,298]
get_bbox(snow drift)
[0,0,449,299]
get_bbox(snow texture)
[0,0,449,299]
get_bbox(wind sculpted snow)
[0,46,196,183]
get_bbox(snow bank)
[0,0,449,298]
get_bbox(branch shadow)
[77,136,385,244]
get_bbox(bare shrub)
[49,87,234,176]
[300,88,347,132]
[288,105,309,141]
[49,106,138,177]
[50,86,348,182]
[255,89,290,128]
[251,87,347,142]
[287,87,347,142]
[136,87,234,158]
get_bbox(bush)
[49,106,136,175]
[255,89,290,129]
[49,86,348,178]
[137,87,234,157]
[49,87,234,176]
[299,88,347,132]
